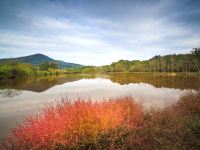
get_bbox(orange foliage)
[4,97,143,149]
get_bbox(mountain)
[0,54,83,68]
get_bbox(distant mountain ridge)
[0,54,83,68]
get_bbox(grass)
[1,92,200,150]
[137,91,200,150]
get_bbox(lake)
[0,73,199,140]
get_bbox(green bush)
[0,65,14,79]
[82,67,96,74]
[0,64,35,79]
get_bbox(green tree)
[39,62,58,71]
[192,47,200,72]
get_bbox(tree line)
[103,47,200,73]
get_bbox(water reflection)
[0,73,199,94]
[0,74,97,92]
[108,73,200,90]
[0,89,22,99]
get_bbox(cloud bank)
[0,0,199,65]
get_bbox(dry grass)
[134,91,200,150]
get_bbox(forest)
[104,47,200,73]
[66,47,200,74]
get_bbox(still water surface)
[0,73,199,139]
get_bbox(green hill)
[0,54,83,68]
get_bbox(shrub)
[0,65,14,79]
[134,91,200,150]
[0,64,35,79]
[2,97,143,150]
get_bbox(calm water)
[0,73,199,139]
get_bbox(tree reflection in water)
[0,89,22,99]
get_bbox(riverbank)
[1,91,200,149]
[106,71,200,76]
[1,62,199,80]
[0,63,65,80]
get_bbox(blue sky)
[0,0,200,66]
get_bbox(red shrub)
[3,97,143,149]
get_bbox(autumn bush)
[2,97,143,150]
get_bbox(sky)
[0,0,200,66]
